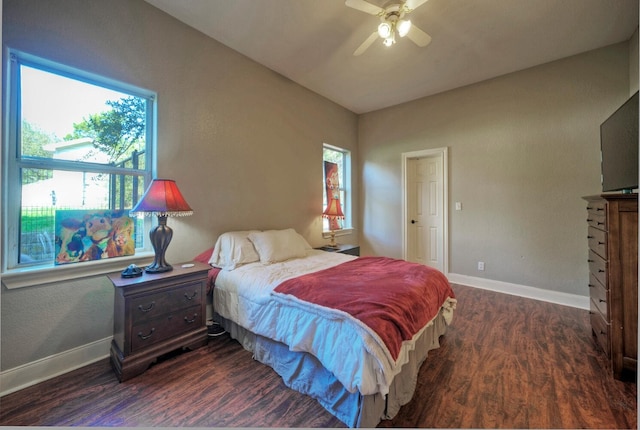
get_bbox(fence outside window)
[19,150,146,264]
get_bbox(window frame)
[1,49,157,288]
[322,143,353,235]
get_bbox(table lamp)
[322,197,344,248]
[130,179,193,273]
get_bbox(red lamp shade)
[131,179,193,217]
[323,198,344,247]
[322,198,345,219]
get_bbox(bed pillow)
[248,228,311,264]
[208,230,261,271]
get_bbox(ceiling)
[144,0,639,114]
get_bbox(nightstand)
[316,244,360,256]
[108,261,210,382]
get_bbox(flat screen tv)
[600,91,639,193]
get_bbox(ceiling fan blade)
[345,0,384,16]
[404,0,429,11]
[406,24,432,47]
[353,31,379,56]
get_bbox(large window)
[323,144,351,232]
[2,51,155,274]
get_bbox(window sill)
[322,228,355,239]
[1,253,155,290]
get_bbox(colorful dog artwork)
[54,210,136,265]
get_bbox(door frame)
[401,147,449,275]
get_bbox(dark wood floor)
[0,284,636,428]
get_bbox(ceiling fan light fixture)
[397,19,411,37]
[378,22,392,38]
[347,0,432,56]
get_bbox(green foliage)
[21,121,54,184]
[20,207,54,234]
[68,96,146,163]
[323,147,343,164]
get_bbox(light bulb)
[398,19,411,37]
[378,22,392,39]
[383,37,394,47]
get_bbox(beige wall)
[358,41,634,296]
[1,0,358,370]
[630,27,639,95]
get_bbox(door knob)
[411,220,416,224]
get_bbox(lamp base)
[146,215,173,273]
[145,262,173,273]
[327,230,339,248]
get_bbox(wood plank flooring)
[0,284,636,428]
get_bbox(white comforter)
[213,250,451,396]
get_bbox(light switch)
[455,202,462,211]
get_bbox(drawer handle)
[599,269,605,273]
[138,301,155,312]
[598,241,605,245]
[184,313,198,324]
[597,222,604,226]
[588,284,594,288]
[138,328,155,340]
[184,291,198,301]
[587,218,593,222]
[587,235,594,239]
[599,299,606,303]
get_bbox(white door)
[405,150,446,272]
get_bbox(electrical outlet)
[477,261,485,271]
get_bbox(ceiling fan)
[346,0,432,56]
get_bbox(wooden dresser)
[583,193,638,379]
[108,262,210,381]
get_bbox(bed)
[200,229,456,427]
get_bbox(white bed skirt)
[214,308,449,428]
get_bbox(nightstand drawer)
[130,281,203,323]
[131,304,204,352]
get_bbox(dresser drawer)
[590,303,610,357]
[130,281,203,323]
[131,304,204,352]
[587,203,607,229]
[587,226,607,259]
[588,249,608,287]
[588,272,609,320]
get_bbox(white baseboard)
[447,273,590,310]
[0,336,112,397]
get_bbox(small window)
[3,51,155,272]
[323,144,351,231]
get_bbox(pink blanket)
[273,256,455,360]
